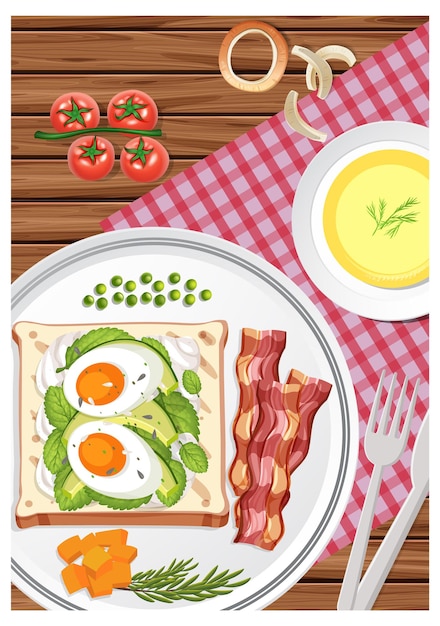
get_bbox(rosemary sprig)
[124,558,250,603]
[366,196,420,238]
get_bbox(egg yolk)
[78,432,127,476]
[76,362,125,406]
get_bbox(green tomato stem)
[34,127,162,140]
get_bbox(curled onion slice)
[291,45,333,99]
[305,45,357,91]
[283,90,327,142]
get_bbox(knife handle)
[353,481,429,610]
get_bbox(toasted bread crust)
[13,320,229,529]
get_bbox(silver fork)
[337,370,420,611]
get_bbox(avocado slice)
[61,469,85,499]
[62,399,178,447]
[156,457,179,499]
[109,400,178,446]
[61,413,93,446]
[140,339,179,396]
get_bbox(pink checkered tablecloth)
[101,23,429,561]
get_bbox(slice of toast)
[12,320,229,529]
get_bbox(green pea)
[124,280,136,292]
[140,272,153,284]
[153,280,164,292]
[83,295,94,307]
[95,283,107,295]
[200,289,212,301]
[126,294,138,307]
[113,292,124,304]
[96,297,108,310]
[184,294,196,306]
[185,278,197,291]
[141,292,152,304]
[169,272,181,284]
[111,275,123,287]
[169,289,181,301]
[154,294,166,307]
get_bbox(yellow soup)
[323,149,429,288]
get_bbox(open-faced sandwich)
[13,320,229,529]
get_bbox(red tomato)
[50,92,100,132]
[67,136,115,181]
[107,90,158,131]
[120,137,169,183]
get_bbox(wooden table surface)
[11,15,429,611]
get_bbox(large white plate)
[11,227,358,611]
[291,121,429,321]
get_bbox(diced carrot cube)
[61,563,89,595]
[86,571,114,598]
[95,528,128,547]
[57,535,83,564]
[82,545,113,578]
[80,532,98,554]
[110,561,132,588]
[108,543,138,563]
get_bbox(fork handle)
[337,463,384,610]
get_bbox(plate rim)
[11,227,359,610]
[291,121,429,321]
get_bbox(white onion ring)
[291,45,333,99]
[305,45,356,91]
[283,90,327,142]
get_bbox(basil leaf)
[179,442,208,473]
[53,464,92,511]
[155,392,200,441]
[44,386,77,429]
[61,327,135,371]
[182,370,202,395]
[43,429,67,473]
[141,337,172,368]
[85,488,152,510]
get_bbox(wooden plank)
[12,74,311,115]
[265,582,429,610]
[11,16,428,30]
[11,160,197,201]
[12,202,126,241]
[11,31,410,72]
[12,244,67,282]
[302,539,428,581]
[11,585,45,610]
[13,116,269,158]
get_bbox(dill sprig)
[124,558,250,603]
[366,196,420,238]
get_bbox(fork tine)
[377,373,397,434]
[399,377,420,444]
[367,370,386,432]
[389,376,408,437]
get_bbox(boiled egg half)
[67,420,162,499]
[63,341,164,417]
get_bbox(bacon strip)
[229,328,333,551]
[286,369,332,475]
[233,380,301,551]
[228,328,286,497]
